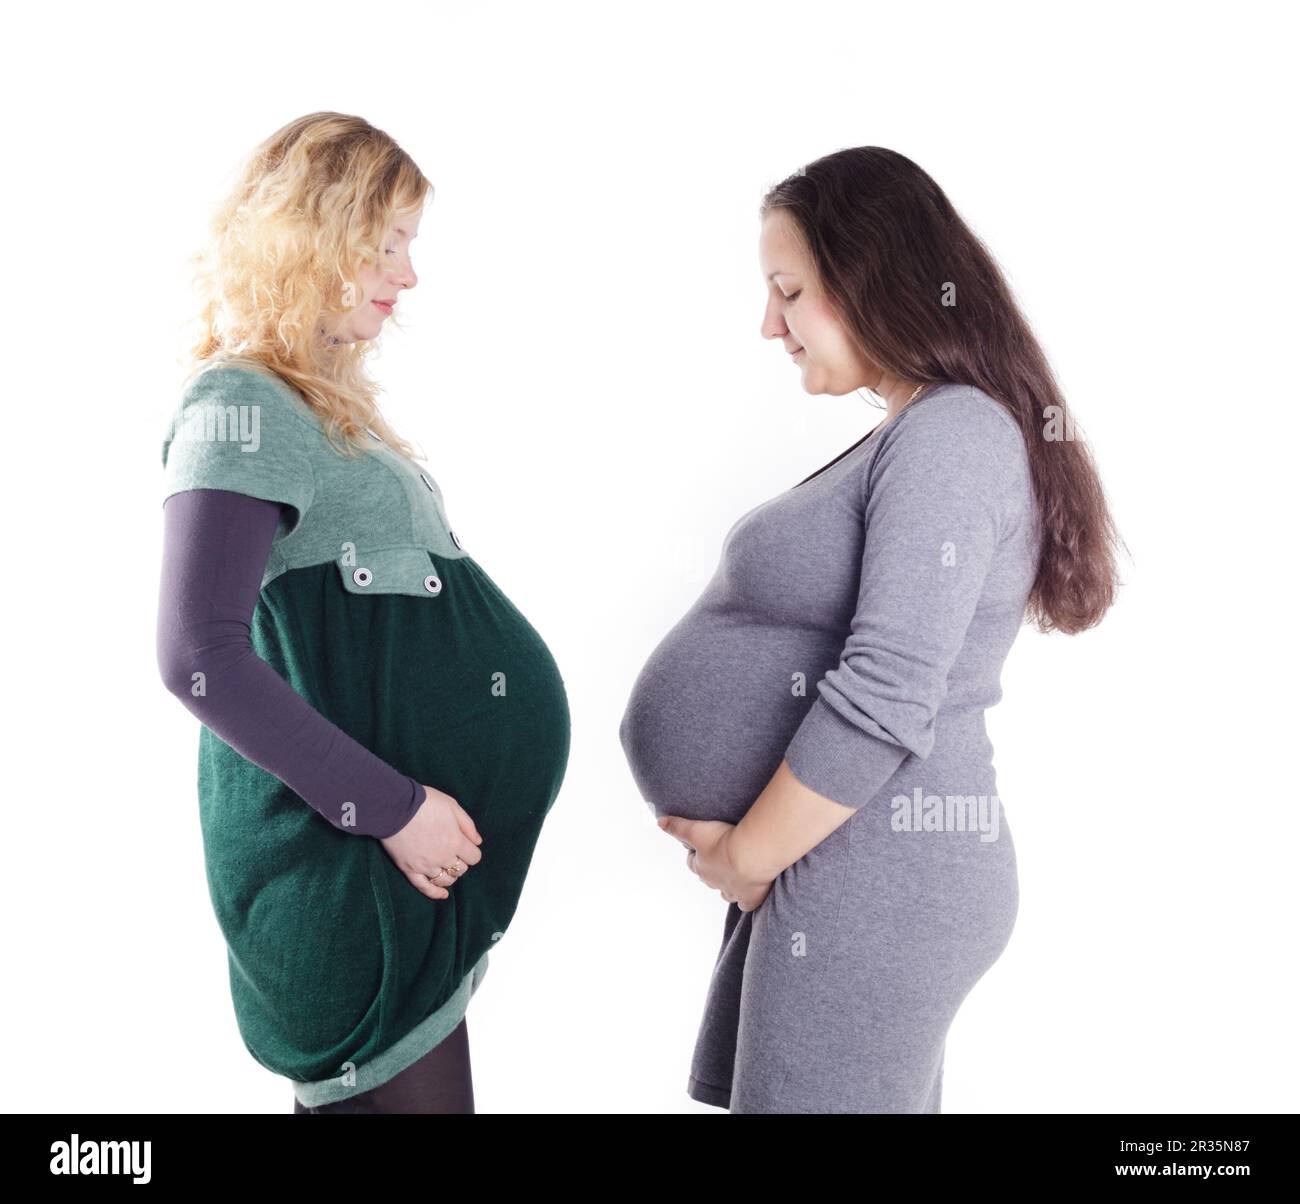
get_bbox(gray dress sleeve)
[782,392,1033,809]
[157,487,426,838]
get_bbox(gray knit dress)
[619,381,1041,1113]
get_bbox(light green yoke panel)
[161,362,468,597]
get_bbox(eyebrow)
[766,270,791,280]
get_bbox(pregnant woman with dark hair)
[619,147,1122,1113]
[157,112,570,1114]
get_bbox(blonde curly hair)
[181,111,430,461]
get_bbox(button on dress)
[161,360,571,1106]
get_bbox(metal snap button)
[419,472,436,492]
[352,567,373,587]
[450,529,463,550]
[423,574,443,595]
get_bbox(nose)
[760,296,787,340]
[388,249,417,290]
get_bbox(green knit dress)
[161,360,571,1105]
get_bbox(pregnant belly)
[331,559,572,847]
[258,554,570,937]
[619,611,842,825]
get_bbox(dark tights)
[293,1016,474,1114]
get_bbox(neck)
[877,376,929,423]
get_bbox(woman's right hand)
[379,784,484,900]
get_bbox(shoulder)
[161,360,321,513]
[163,361,322,468]
[880,382,1025,461]
[177,360,318,428]
[864,382,1033,517]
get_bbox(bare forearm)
[729,758,857,883]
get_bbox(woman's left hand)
[657,816,774,912]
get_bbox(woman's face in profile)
[329,208,422,344]
[759,209,875,395]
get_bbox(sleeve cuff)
[784,697,910,810]
[381,776,426,838]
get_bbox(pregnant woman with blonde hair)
[620,146,1121,1113]
[157,112,570,1113]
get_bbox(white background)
[2,0,1295,1114]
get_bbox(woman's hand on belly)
[380,785,485,901]
[657,816,775,913]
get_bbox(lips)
[372,300,394,315]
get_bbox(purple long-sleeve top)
[157,487,425,839]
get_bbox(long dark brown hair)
[762,147,1122,634]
